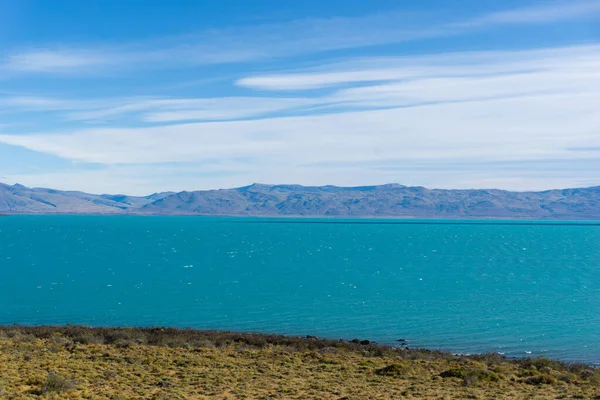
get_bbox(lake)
[1,215,599,362]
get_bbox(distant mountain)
[1,182,599,219]
[0,182,170,214]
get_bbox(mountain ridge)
[1,182,599,219]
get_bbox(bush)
[41,372,74,393]
[375,364,404,377]
[557,373,575,383]
[374,363,430,379]
[580,369,596,380]
[518,357,562,371]
[73,332,105,345]
[471,352,507,365]
[567,362,589,373]
[524,374,557,385]
[440,367,500,385]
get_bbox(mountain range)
[1,182,599,219]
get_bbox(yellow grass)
[0,327,599,399]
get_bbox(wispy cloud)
[1,12,438,75]
[7,50,111,73]
[1,86,597,166]
[1,44,599,125]
[1,44,598,197]
[237,45,600,91]
[460,0,600,26]
[2,2,599,193]
[2,1,599,75]
[3,44,598,124]
[140,97,317,123]
[0,95,323,123]
[0,95,73,109]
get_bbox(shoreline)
[0,324,594,365]
[2,212,600,223]
[2,325,599,398]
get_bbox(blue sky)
[0,0,599,194]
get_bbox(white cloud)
[0,95,74,109]
[329,70,599,109]
[3,1,599,75]
[7,50,110,73]
[4,45,599,125]
[4,159,600,195]
[1,45,599,190]
[237,45,600,91]
[91,97,317,123]
[0,95,322,123]
[0,163,248,195]
[0,89,598,166]
[1,12,440,74]
[460,0,600,26]
[0,95,136,112]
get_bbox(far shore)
[2,212,600,223]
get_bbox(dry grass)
[0,325,599,399]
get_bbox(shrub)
[518,357,563,371]
[580,369,596,380]
[524,374,557,385]
[557,373,575,383]
[73,332,105,345]
[375,364,404,377]
[471,352,507,365]
[374,363,430,379]
[567,362,589,374]
[440,367,500,385]
[41,372,74,393]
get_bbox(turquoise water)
[1,216,600,363]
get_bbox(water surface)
[1,216,599,362]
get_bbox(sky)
[0,0,599,195]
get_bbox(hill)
[0,182,172,214]
[1,182,600,219]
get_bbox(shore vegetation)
[1,325,599,399]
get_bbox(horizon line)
[2,181,599,197]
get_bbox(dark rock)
[350,339,361,344]
[360,340,371,345]
[306,335,318,340]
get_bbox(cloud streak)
[1,90,598,165]
[2,1,599,75]
[237,45,600,91]
[460,0,600,26]
[1,2,599,193]
[3,44,598,124]
[1,44,598,197]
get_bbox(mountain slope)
[1,182,599,219]
[0,183,163,214]
[139,184,600,219]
